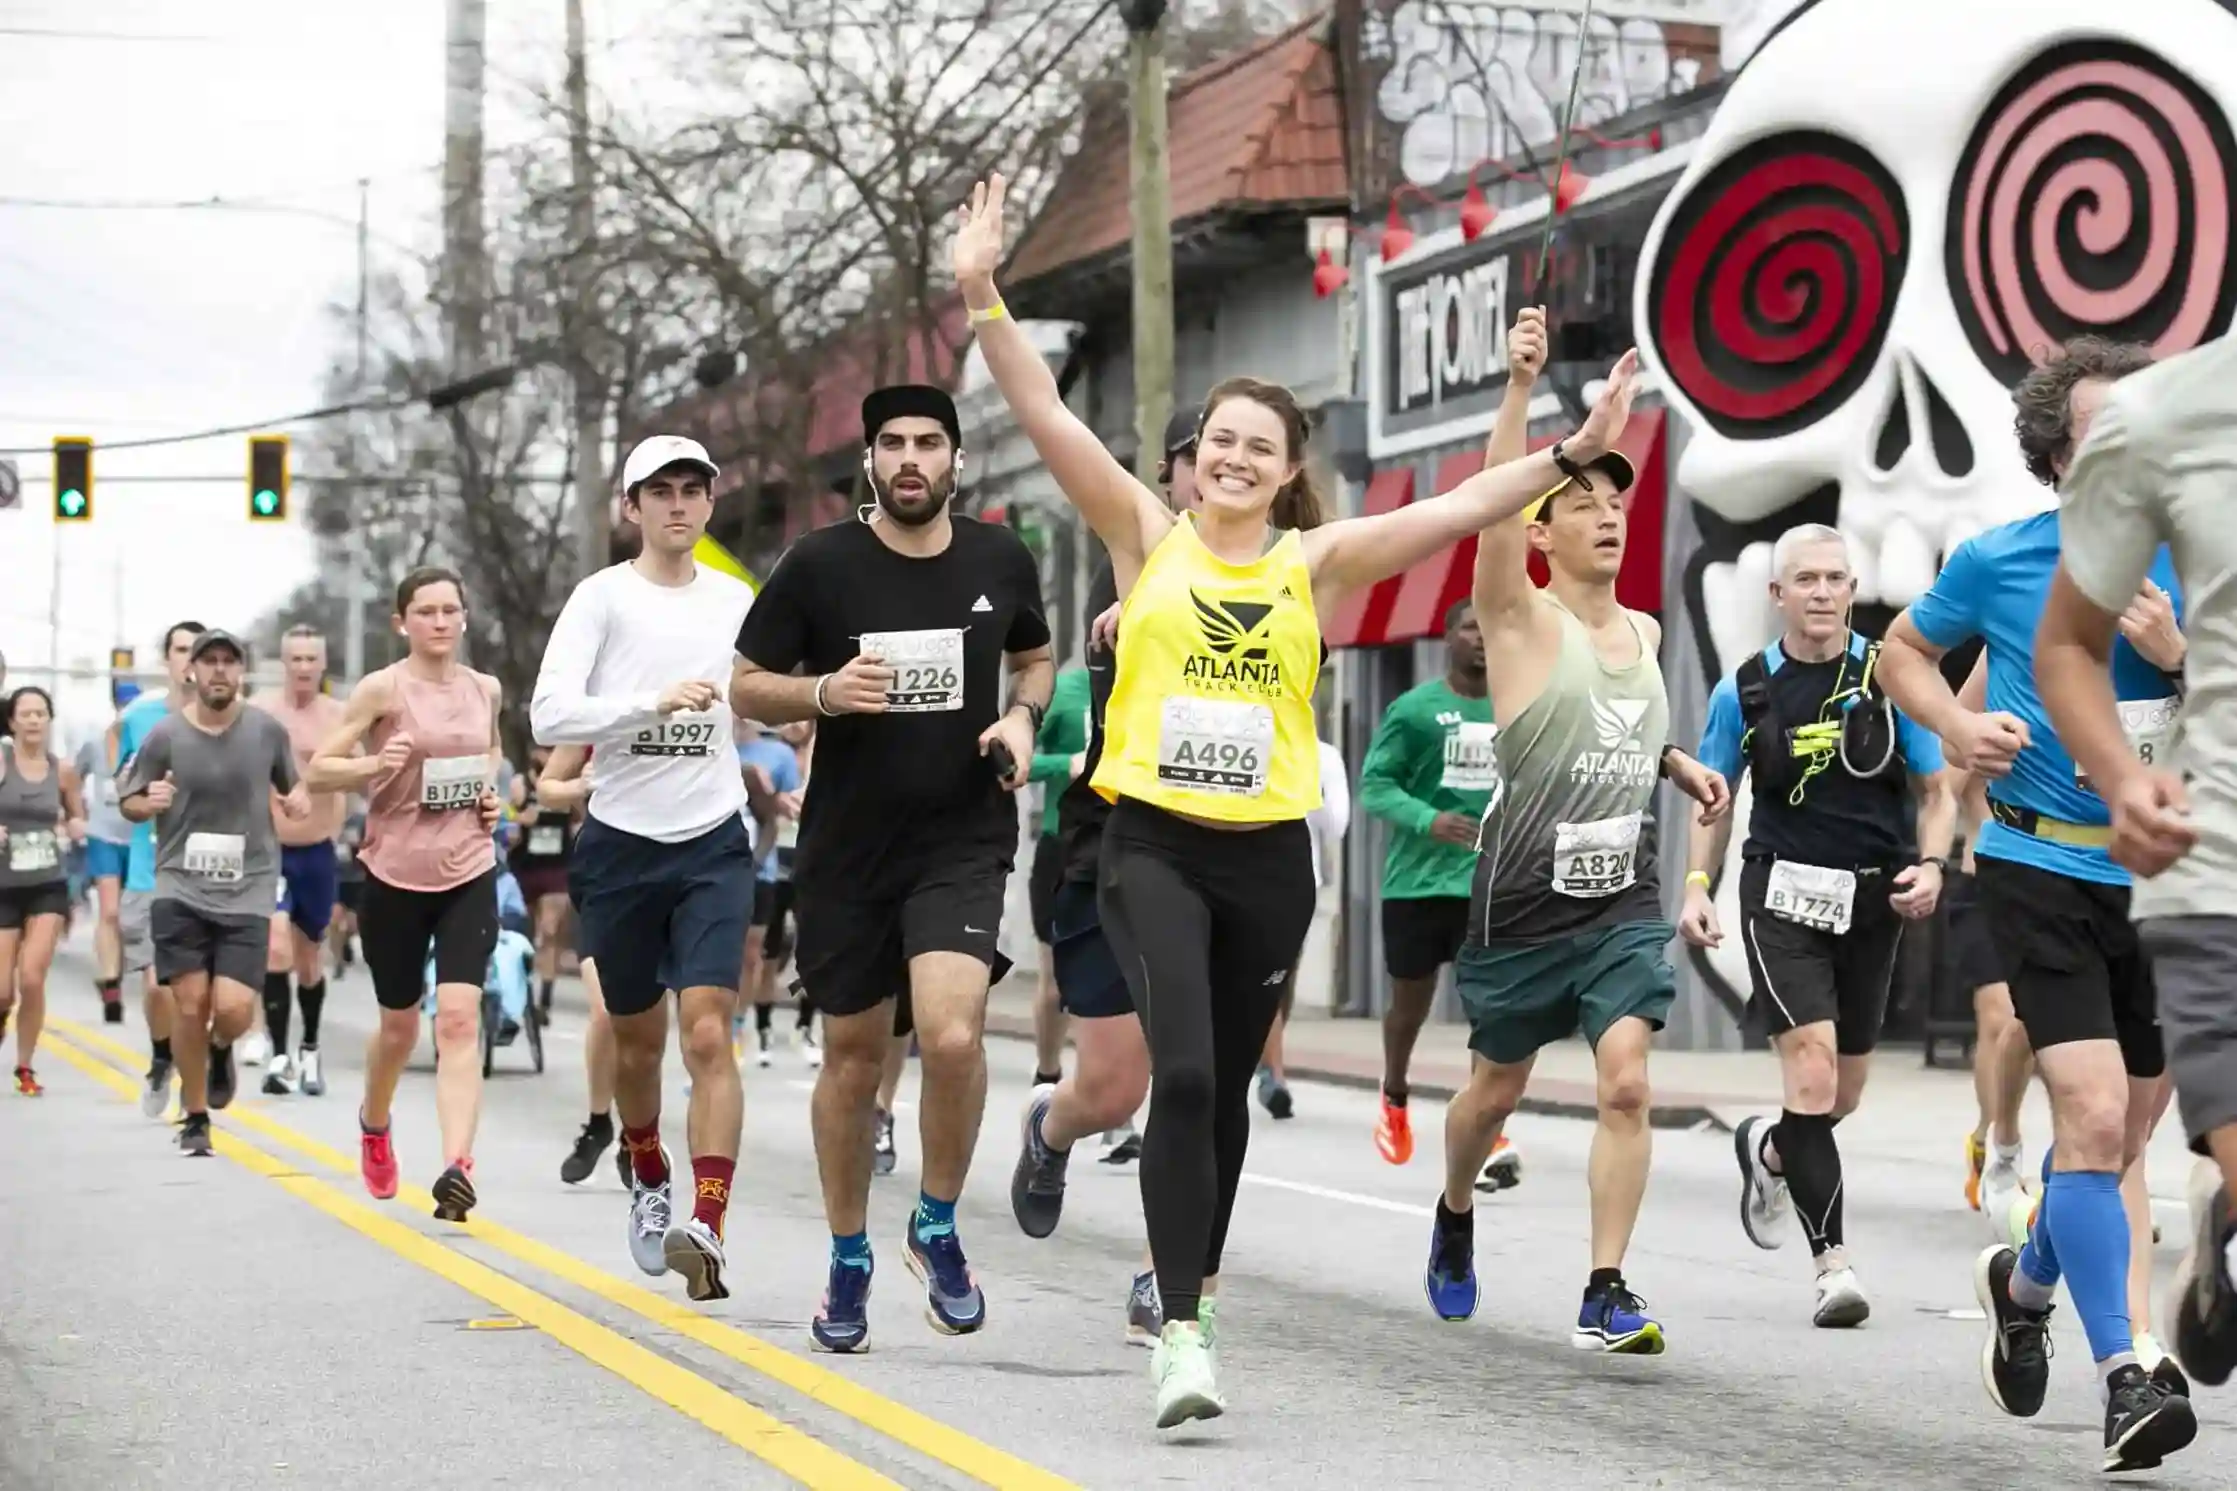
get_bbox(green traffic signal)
[247,435,288,522]
[253,488,280,517]
[53,437,92,522]
[59,489,86,518]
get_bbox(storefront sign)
[1390,257,1513,418]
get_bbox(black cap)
[862,384,962,451]
[1163,408,1200,459]
[188,629,247,663]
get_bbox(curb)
[980,1013,1731,1134]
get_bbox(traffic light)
[53,437,91,522]
[248,434,288,522]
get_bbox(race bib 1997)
[183,831,247,882]
[2076,696,2179,791]
[420,754,490,811]
[1765,859,1856,935]
[1551,811,1640,898]
[860,628,966,713]
[1157,697,1274,797]
[632,712,721,757]
[7,829,58,875]
[1441,722,1498,792]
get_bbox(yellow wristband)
[969,300,1008,325]
[1685,870,1711,889]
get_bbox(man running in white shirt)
[531,435,758,1302]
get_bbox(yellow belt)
[1989,798,2112,849]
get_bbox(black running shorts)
[1736,857,1907,1056]
[1381,895,1471,982]
[1975,855,2162,1078]
[151,899,269,990]
[792,845,1015,1028]
[359,868,501,1012]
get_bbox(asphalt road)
[10,941,2237,1490]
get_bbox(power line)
[0,25,221,41]
[0,395,416,457]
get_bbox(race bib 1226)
[860,629,966,713]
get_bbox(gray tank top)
[1472,601,1668,942]
[0,743,67,889]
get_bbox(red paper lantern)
[1552,160,1590,215]
[1311,247,1350,298]
[1459,181,1498,242]
[1380,197,1415,262]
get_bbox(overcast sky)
[0,0,680,732]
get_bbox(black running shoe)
[2103,1363,2197,1473]
[2151,1354,2191,1398]
[615,1139,632,1188]
[207,1044,237,1111]
[1973,1245,2053,1417]
[2171,1174,2237,1387]
[177,1113,213,1158]
[432,1161,477,1222]
[102,997,125,1025]
[1100,1129,1142,1166]
[561,1119,615,1185]
[1010,1086,1070,1239]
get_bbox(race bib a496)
[1157,697,1274,797]
[861,629,965,713]
[1551,812,1640,898]
[631,711,721,757]
[1441,722,1498,791]
[1765,859,1856,935]
[182,831,246,882]
[420,754,490,811]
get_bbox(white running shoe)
[663,1215,730,1301]
[1813,1266,1871,1328]
[627,1146,675,1277]
[799,1027,823,1069]
[1981,1161,2029,1242]
[1152,1321,1225,1429]
[1734,1115,1791,1250]
[296,1048,325,1097]
[261,1052,297,1096]
[240,1029,271,1067]
[756,1027,774,1069]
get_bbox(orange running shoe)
[1374,1088,1414,1165]
[360,1118,400,1200]
[1965,1131,1986,1211]
[13,1066,41,1096]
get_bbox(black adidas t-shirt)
[735,516,1051,892]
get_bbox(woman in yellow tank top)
[953,173,1642,1428]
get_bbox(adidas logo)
[970,594,993,613]
[1278,584,1295,600]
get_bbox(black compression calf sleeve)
[1773,1109,1845,1255]
[755,1002,774,1033]
[297,980,326,1050]
[262,971,292,1051]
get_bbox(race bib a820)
[632,711,720,757]
[183,831,246,882]
[1550,811,1640,897]
[2076,696,2180,791]
[7,829,58,875]
[861,628,965,713]
[420,754,490,811]
[1157,697,1274,797]
[1441,722,1498,791]
[1765,859,1856,935]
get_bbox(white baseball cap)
[621,435,720,492]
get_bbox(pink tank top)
[361,665,498,892]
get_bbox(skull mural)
[1631,0,2237,1014]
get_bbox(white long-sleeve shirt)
[530,561,755,842]
[1307,738,1351,890]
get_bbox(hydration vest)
[1735,638,1905,806]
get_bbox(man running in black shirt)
[732,384,1054,1352]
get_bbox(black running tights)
[1097,800,1316,1327]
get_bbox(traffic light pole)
[47,521,61,677]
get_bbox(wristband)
[1685,870,1711,889]
[1658,743,1681,781]
[1009,697,1046,733]
[812,674,838,718]
[1918,855,1949,872]
[969,300,1009,325]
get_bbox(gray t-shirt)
[74,736,134,844]
[2058,334,2237,922]
[117,708,298,919]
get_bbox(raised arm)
[1469,307,1549,632]
[305,672,399,793]
[1310,349,1639,607]
[951,175,1171,572]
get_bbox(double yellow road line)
[46,1016,1079,1491]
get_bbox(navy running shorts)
[570,814,754,1017]
[278,842,339,940]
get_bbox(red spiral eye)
[1648,132,1908,439]
[1947,41,2237,384]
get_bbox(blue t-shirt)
[1906,510,2183,886]
[736,736,802,883]
[115,692,173,894]
[1698,632,1945,865]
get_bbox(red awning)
[1328,410,1669,648]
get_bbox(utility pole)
[442,0,490,375]
[564,0,607,581]
[1118,0,1174,489]
[348,175,371,682]
[355,177,371,384]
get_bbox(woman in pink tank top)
[306,565,504,1222]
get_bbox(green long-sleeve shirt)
[1030,666,1092,836]
[1359,677,1496,900]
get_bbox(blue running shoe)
[1573,1278,1665,1354]
[906,1218,987,1334]
[811,1253,873,1353]
[1423,1205,1478,1322]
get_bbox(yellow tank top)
[1093,516,1323,823]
